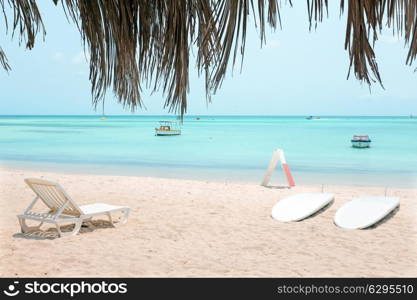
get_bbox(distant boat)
[155,121,181,136]
[306,116,320,120]
[196,117,200,120]
[100,101,107,120]
[351,135,371,148]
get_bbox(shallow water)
[1,115,416,187]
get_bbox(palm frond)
[1,0,417,115]
[0,47,10,71]
[0,0,45,71]
[49,0,283,115]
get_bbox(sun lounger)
[17,177,130,237]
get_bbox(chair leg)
[18,217,43,233]
[106,212,114,226]
[107,209,130,227]
[82,217,95,229]
[55,220,82,237]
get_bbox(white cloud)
[265,39,280,49]
[359,93,376,100]
[72,51,90,64]
[52,52,64,62]
[379,34,400,44]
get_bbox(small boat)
[306,116,320,120]
[351,135,371,148]
[155,121,181,136]
[100,101,107,120]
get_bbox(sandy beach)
[0,167,416,277]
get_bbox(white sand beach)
[0,167,416,277]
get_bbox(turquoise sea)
[1,115,416,187]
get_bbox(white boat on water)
[100,101,107,120]
[351,135,371,148]
[155,121,181,136]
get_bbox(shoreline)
[1,160,416,189]
[1,166,416,277]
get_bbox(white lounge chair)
[17,177,130,237]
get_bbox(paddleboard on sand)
[271,193,334,222]
[334,197,400,229]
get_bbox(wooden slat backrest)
[24,178,82,216]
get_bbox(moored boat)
[155,121,181,136]
[100,100,107,120]
[306,116,320,120]
[351,135,371,148]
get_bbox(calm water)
[1,115,417,187]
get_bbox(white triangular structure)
[261,149,295,188]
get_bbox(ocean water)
[1,115,417,187]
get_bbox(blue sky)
[0,2,416,116]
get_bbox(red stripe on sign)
[282,163,295,187]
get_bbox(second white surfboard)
[334,197,400,229]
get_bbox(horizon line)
[0,114,415,117]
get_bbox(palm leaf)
[1,0,417,115]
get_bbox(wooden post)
[261,149,295,188]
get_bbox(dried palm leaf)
[1,0,417,115]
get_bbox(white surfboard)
[271,193,334,222]
[334,197,400,229]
